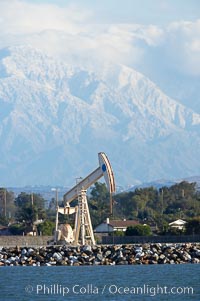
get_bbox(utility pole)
[4,189,7,218]
[160,189,164,232]
[55,189,58,232]
[56,189,58,207]
[52,188,59,232]
[31,193,34,206]
[161,189,164,216]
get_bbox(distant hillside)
[0,45,200,187]
[128,176,200,191]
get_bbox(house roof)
[169,219,187,226]
[94,219,140,233]
[108,220,139,228]
[0,225,8,230]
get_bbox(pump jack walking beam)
[63,152,115,211]
[59,152,115,245]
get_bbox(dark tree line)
[0,181,200,235]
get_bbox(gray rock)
[96,253,103,261]
[89,256,95,262]
[192,258,200,263]
[135,252,144,258]
[149,260,158,264]
[93,261,101,265]
[152,253,159,261]
[53,252,62,261]
[69,256,78,263]
[9,256,17,263]
[116,260,128,265]
[36,254,44,262]
[159,254,165,260]
[195,249,200,257]
[171,253,178,260]
[142,244,150,250]
[82,245,92,255]
[135,247,143,253]
[27,248,34,255]
[112,245,121,252]
[5,260,11,265]
[81,253,89,259]
[182,252,191,261]
[0,243,199,266]
[21,248,27,255]
[117,250,123,258]
[104,250,112,257]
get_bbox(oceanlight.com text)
[108,284,194,296]
[25,283,194,297]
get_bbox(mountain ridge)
[0,45,199,187]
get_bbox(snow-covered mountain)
[0,45,199,187]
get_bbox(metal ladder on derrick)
[74,189,95,245]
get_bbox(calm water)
[0,265,199,301]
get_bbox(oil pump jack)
[54,152,115,245]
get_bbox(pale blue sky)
[27,0,200,24]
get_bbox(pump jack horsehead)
[54,152,116,245]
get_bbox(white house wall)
[94,223,113,233]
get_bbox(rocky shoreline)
[0,243,200,266]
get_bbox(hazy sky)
[26,0,199,24]
[0,0,200,99]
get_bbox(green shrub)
[185,219,200,235]
[126,224,152,236]
[37,220,55,235]
[9,223,26,235]
[114,230,125,237]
